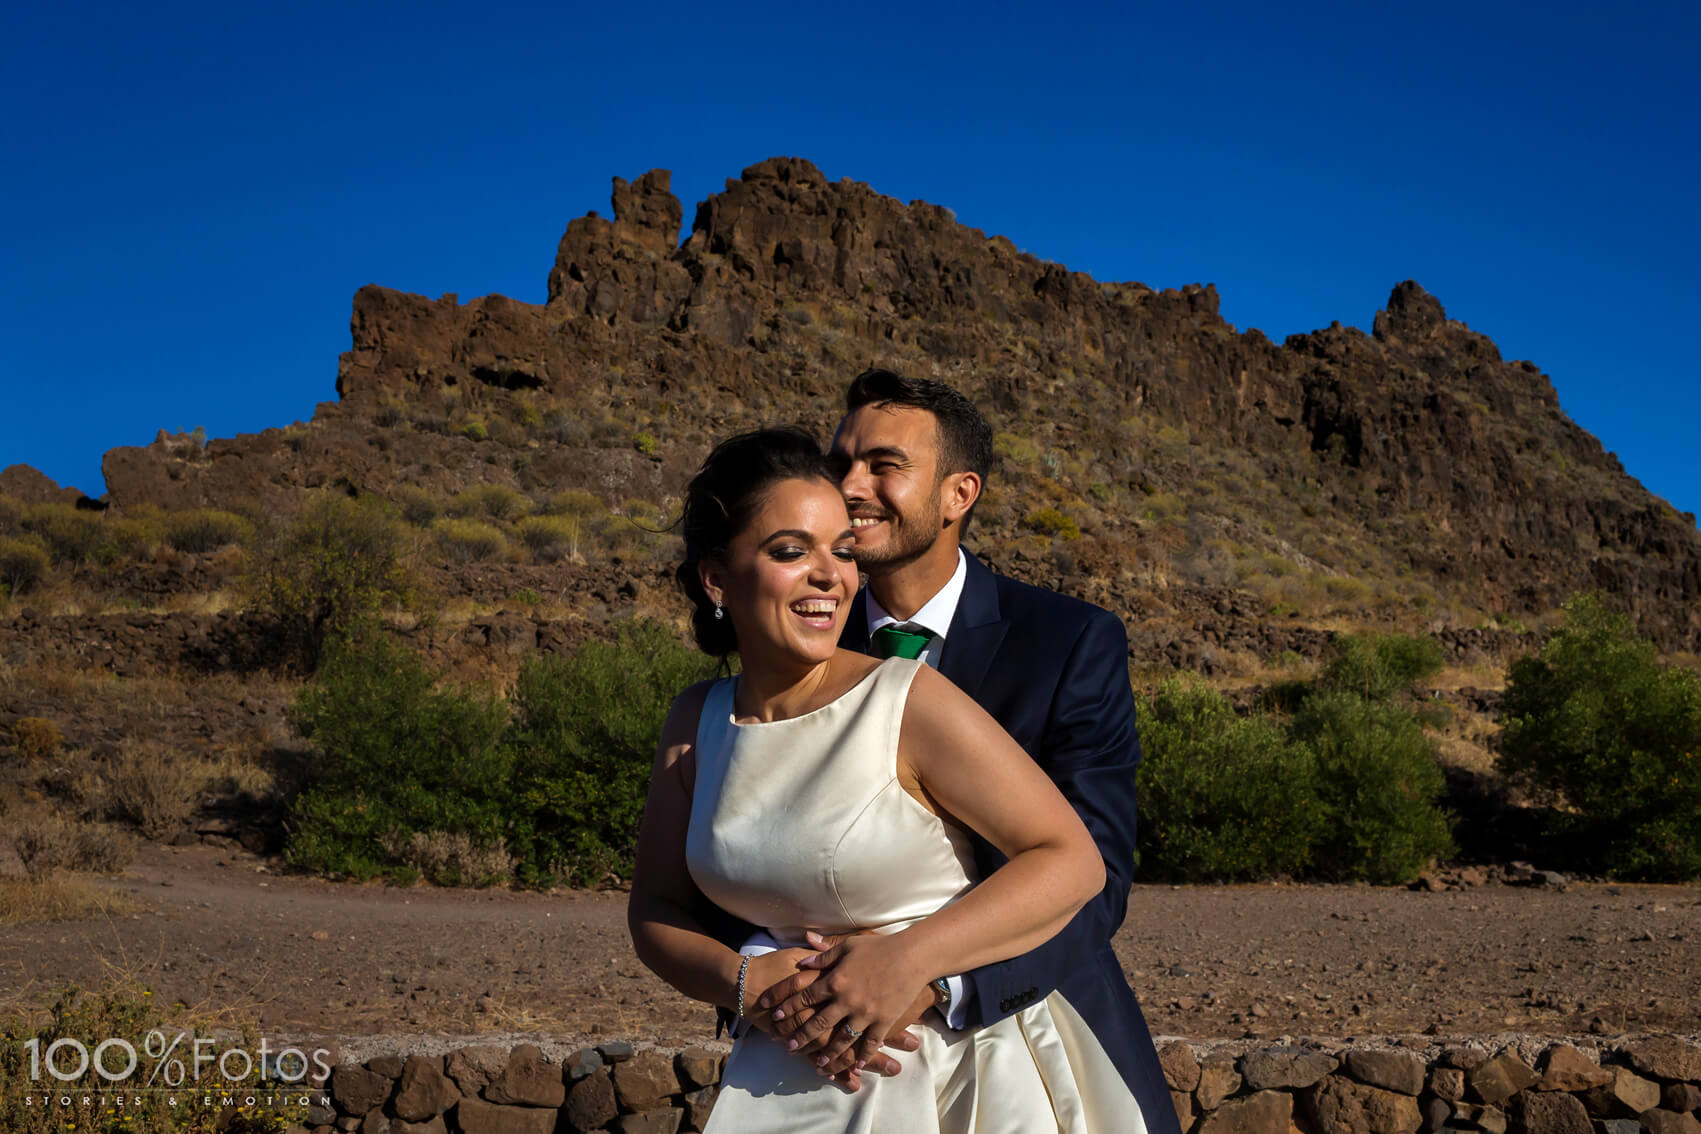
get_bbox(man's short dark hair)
[845,367,995,535]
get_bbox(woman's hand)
[767,932,931,1070]
[737,949,816,1035]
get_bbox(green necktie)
[872,624,934,660]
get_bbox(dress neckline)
[727,658,895,729]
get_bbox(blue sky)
[3,1,1696,523]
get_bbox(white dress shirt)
[738,547,973,1031]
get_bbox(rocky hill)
[17,156,1701,659]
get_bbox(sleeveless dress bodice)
[686,658,977,944]
[684,657,1145,1134]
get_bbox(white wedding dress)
[686,657,1146,1133]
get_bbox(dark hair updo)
[676,426,838,656]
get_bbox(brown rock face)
[612,1109,685,1134]
[612,1049,680,1112]
[1161,1041,1204,1092]
[1582,1067,1663,1117]
[1344,1051,1424,1096]
[1519,1091,1593,1134]
[330,1063,393,1117]
[481,1044,564,1109]
[1240,1046,1339,1091]
[452,1097,558,1134]
[566,1069,620,1131]
[1198,1089,1293,1134]
[1198,1058,1244,1110]
[444,1045,508,1096]
[1642,1111,1701,1134]
[1536,1045,1613,1092]
[1623,1037,1701,1083]
[0,464,85,505]
[1304,1075,1424,1134]
[392,1054,458,1122]
[1429,1067,1466,1101]
[1468,1051,1540,1105]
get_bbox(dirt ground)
[4,843,1697,1053]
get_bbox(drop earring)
[713,603,724,620]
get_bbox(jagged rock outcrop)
[80,157,1701,648]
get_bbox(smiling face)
[697,476,859,666]
[830,403,967,570]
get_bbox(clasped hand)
[747,930,933,1091]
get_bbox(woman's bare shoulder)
[659,679,720,752]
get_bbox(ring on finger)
[840,1023,863,1039]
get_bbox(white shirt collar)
[866,547,968,641]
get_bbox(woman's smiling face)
[700,476,860,665]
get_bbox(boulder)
[1664,1083,1701,1113]
[1622,1038,1701,1083]
[444,1045,508,1096]
[675,1046,721,1091]
[1197,1057,1243,1110]
[1305,1075,1423,1134]
[331,1064,394,1117]
[613,1110,685,1134]
[682,1084,718,1132]
[1161,1041,1203,1092]
[1240,1046,1339,1090]
[1430,1068,1466,1101]
[1642,1111,1701,1134]
[1198,1089,1292,1134]
[1535,1046,1611,1092]
[612,1049,680,1112]
[452,1097,557,1134]
[1346,1051,1425,1096]
[566,1068,619,1131]
[1517,1091,1591,1134]
[1581,1067,1662,1117]
[482,1044,564,1108]
[1467,1052,1539,1105]
[392,1055,458,1122]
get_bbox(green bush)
[287,632,513,881]
[1290,692,1455,882]
[164,508,254,553]
[1136,679,1323,880]
[436,518,508,564]
[248,493,419,671]
[504,620,717,885]
[1499,594,1701,879]
[0,495,22,535]
[1318,633,1444,701]
[543,490,606,520]
[0,536,51,596]
[102,511,167,561]
[23,502,103,563]
[449,483,529,523]
[286,620,716,887]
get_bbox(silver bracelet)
[735,955,751,1021]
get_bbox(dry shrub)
[394,485,441,527]
[448,483,530,523]
[542,489,604,519]
[11,817,73,879]
[8,716,63,761]
[514,515,576,562]
[0,536,52,596]
[22,502,104,563]
[436,519,508,564]
[105,741,209,841]
[163,508,254,553]
[0,875,143,925]
[380,830,515,886]
[0,494,22,535]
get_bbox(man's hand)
[737,949,815,1036]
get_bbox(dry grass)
[157,587,241,615]
[0,874,144,925]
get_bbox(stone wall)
[284,1033,1701,1134]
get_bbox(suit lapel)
[938,552,1007,701]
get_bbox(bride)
[627,427,1135,1131]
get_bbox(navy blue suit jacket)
[842,551,1177,1133]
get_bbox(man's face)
[828,404,947,569]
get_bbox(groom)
[757,368,1178,1131]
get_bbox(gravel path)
[4,844,1695,1052]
